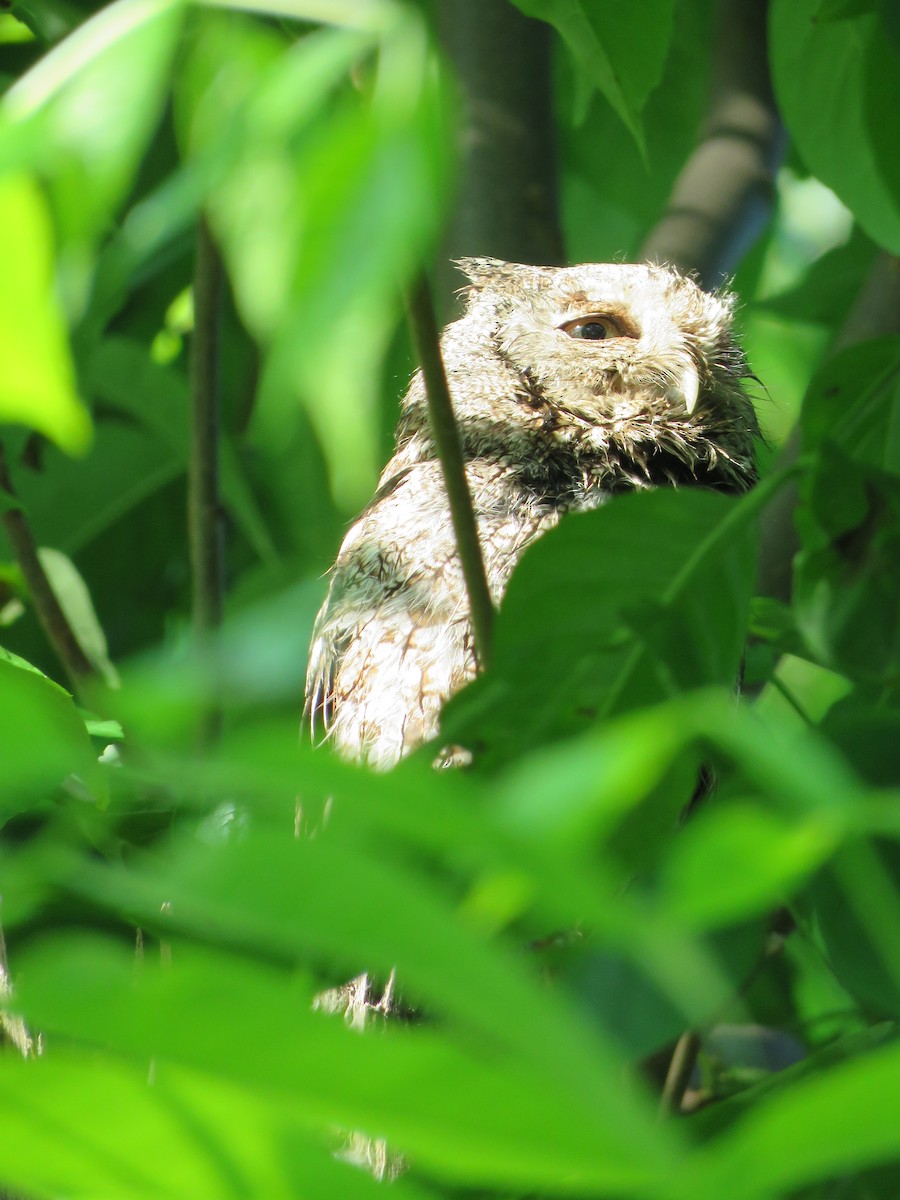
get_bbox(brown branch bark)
[0,443,95,695]
[640,0,783,288]
[435,0,563,305]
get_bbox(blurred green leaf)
[38,546,119,686]
[0,172,90,453]
[0,1046,436,1200]
[662,801,840,930]
[0,650,103,815]
[800,836,900,1018]
[2,0,183,263]
[770,0,900,253]
[179,15,450,507]
[13,932,683,1193]
[87,337,279,563]
[754,225,877,327]
[694,1037,900,1198]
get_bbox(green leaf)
[87,337,279,564]
[512,0,675,149]
[1,0,183,256]
[770,0,900,253]
[38,547,119,687]
[694,1038,900,1198]
[799,336,900,471]
[179,16,451,507]
[443,487,760,767]
[799,837,900,1018]
[201,0,400,32]
[816,0,878,16]
[0,651,103,815]
[19,925,681,1193]
[561,0,714,265]
[0,173,90,453]
[794,341,900,683]
[0,1046,435,1200]
[662,801,840,929]
[795,452,900,685]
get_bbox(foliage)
[0,0,899,1197]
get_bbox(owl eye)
[559,314,624,340]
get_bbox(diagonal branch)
[641,0,783,288]
[404,274,495,670]
[0,441,95,696]
[435,0,563,307]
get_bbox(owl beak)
[669,361,700,415]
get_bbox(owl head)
[452,257,752,434]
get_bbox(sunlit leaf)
[179,15,450,507]
[13,933,683,1193]
[2,0,183,257]
[770,0,900,253]
[0,173,90,452]
[38,547,119,687]
[662,801,841,929]
[0,1048,433,1200]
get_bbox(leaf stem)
[0,441,94,696]
[404,274,494,669]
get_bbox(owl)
[305,258,759,768]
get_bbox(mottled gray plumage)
[305,258,759,768]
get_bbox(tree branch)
[0,442,95,695]
[435,0,563,305]
[404,275,494,670]
[640,0,783,288]
[659,1029,701,1117]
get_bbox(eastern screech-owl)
[306,258,759,768]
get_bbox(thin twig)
[188,217,225,744]
[404,274,495,669]
[0,442,94,695]
[659,1029,701,1117]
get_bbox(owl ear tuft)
[454,257,510,290]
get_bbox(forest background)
[1,0,900,1196]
